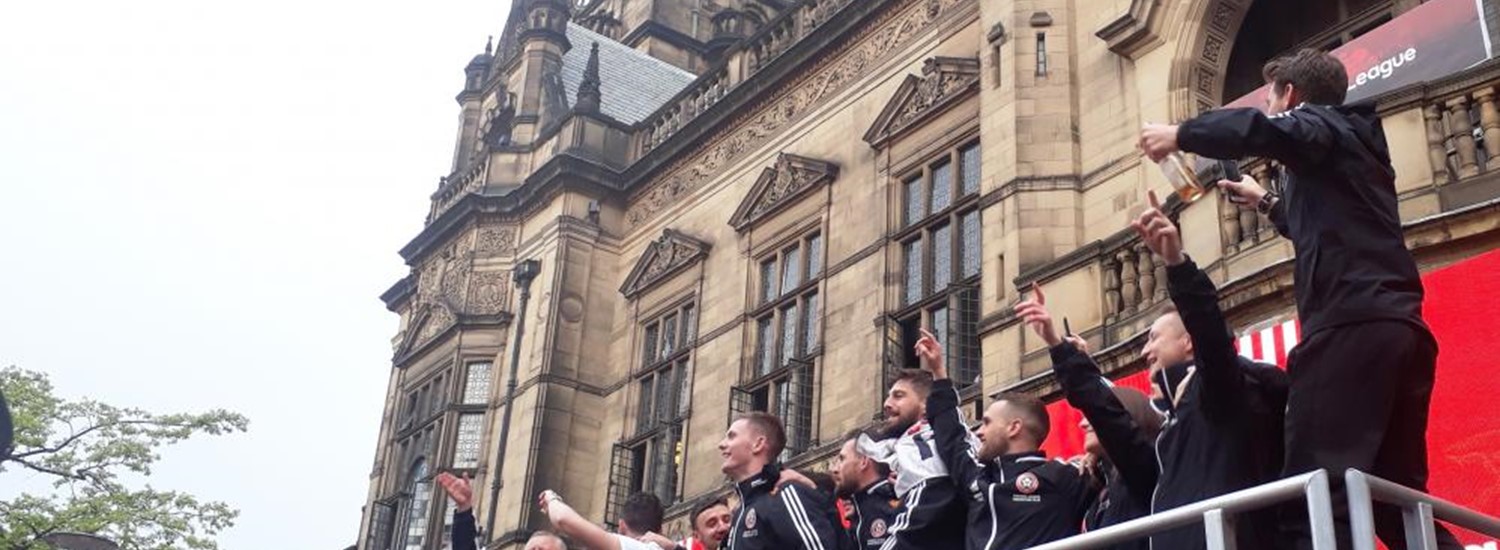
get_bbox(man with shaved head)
[1017,190,1288,549]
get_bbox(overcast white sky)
[0,0,509,547]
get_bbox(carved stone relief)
[624,0,969,229]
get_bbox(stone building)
[356,0,1500,547]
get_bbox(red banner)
[1225,0,1493,110]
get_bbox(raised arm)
[1014,288,1159,494]
[1131,191,1249,422]
[437,473,478,550]
[1177,107,1333,167]
[537,490,623,550]
[916,329,987,490]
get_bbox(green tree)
[0,366,249,549]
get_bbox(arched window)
[403,458,434,550]
[1223,0,1395,102]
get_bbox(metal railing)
[1347,469,1500,550]
[1029,469,1338,550]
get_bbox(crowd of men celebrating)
[434,47,1462,550]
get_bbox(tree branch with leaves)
[0,366,249,550]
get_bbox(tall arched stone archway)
[1098,0,1257,121]
[1166,0,1255,121]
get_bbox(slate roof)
[560,23,696,125]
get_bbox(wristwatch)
[1256,191,1280,215]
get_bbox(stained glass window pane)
[806,234,823,279]
[757,316,776,376]
[802,293,820,357]
[931,160,954,212]
[681,305,697,343]
[453,413,484,468]
[781,304,798,366]
[931,306,949,348]
[636,377,655,433]
[654,368,674,423]
[676,360,692,417]
[960,143,981,196]
[903,239,924,306]
[760,259,778,304]
[462,362,493,405]
[660,314,678,360]
[643,323,660,365]
[405,461,432,550]
[903,176,924,227]
[933,223,952,291]
[961,210,981,278]
[781,246,802,295]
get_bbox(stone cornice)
[728,153,840,232]
[399,153,623,265]
[619,229,712,298]
[381,275,416,312]
[392,313,514,369]
[621,20,709,54]
[1095,0,1165,59]
[863,56,982,148]
[622,0,971,230]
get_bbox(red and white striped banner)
[1236,318,1301,369]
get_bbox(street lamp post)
[484,259,541,544]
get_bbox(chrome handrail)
[1347,469,1500,550]
[1028,469,1337,550]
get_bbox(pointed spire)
[484,35,494,56]
[575,42,603,114]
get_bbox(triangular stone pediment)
[728,153,840,232]
[863,56,982,148]
[620,229,711,298]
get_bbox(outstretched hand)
[1139,124,1181,162]
[436,472,474,513]
[1014,283,1061,347]
[914,328,946,379]
[1130,190,1186,266]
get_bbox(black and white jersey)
[728,464,842,550]
[860,424,971,550]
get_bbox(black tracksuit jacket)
[729,464,843,550]
[1178,102,1427,338]
[1051,257,1289,549]
[927,378,1090,550]
[1082,461,1152,550]
[847,480,900,550]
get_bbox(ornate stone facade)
[360,1,1500,548]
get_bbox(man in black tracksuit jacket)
[832,436,901,550]
[722,412,842,550]
[730,463,842,550]
[846,479,899,549]
[1019,199,1288,549]
[1078,385,1160,550]
[1143,48,1461,550]
[916,329,1090,550]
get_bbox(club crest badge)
[745,508,758,529]
[1015,472,1040,495]
[871,518,888,538]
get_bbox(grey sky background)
[0,0,510,547]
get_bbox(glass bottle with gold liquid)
[1158,152,1206,203]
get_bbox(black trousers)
[1281,321,1462,550]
